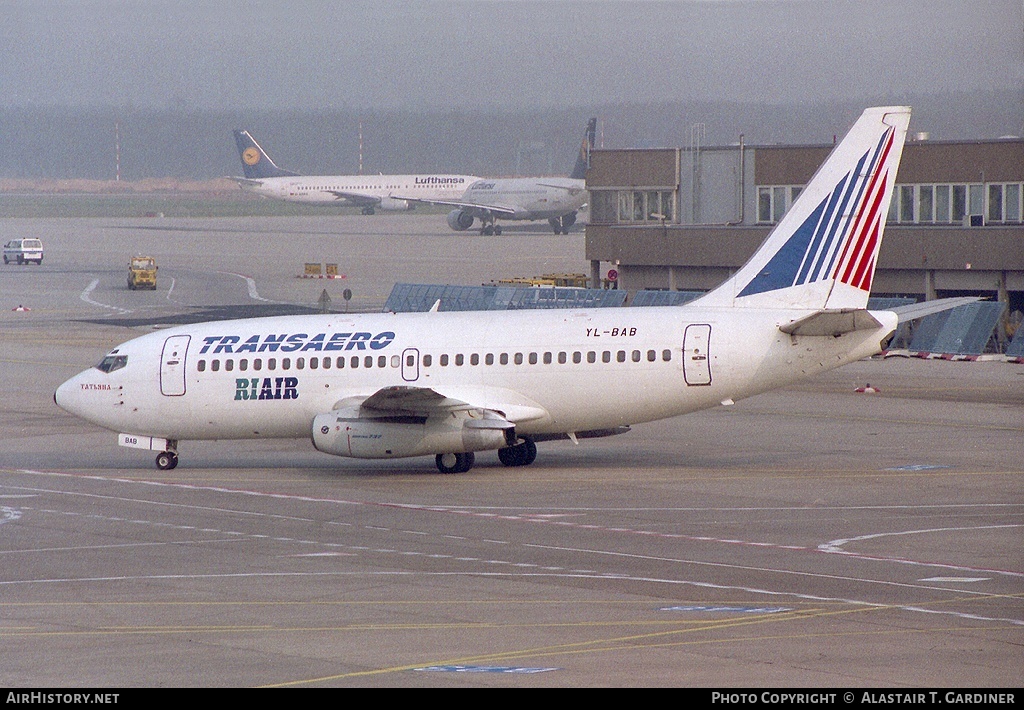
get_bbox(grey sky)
[2,0,1021,111]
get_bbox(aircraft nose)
[54,371,87,418]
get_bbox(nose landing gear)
[155,442,179,470]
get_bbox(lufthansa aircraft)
[59,107,911,474]
[230,130,479,214]
[403,118,596,235]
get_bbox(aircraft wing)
[890,297,983,324]
[535,182,586,195]
[335,384,549,424]
[391,195,519,218]
[326,190,382,207]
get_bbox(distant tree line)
[0,90,1019,181]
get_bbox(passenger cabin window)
[96,355,128,374]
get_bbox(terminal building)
[584,135,1024,344]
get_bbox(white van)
[3,238,44,265]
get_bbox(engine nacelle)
[311,412,512,459]
[378,197,412,211]
[447,209,474,231]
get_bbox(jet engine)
[311,411,514,459]
[378,197,412,211]
[447,209,474,231]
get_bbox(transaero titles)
[710,692,1015,705]
[199,331,395,355]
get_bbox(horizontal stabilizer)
[891,297,984,324]
[780,309,883,337]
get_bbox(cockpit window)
[95,355,128,373]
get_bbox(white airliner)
[230,130,479,214]
[403,118,596,235]
[59,107,913,474]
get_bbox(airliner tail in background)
[233,130,298,179]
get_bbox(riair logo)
[199,331,395,355]
[242,147,261,166]
[235,377,298,401]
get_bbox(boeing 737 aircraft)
[60,107,913,474]
[403,118,596,235]
[230,130,479,214]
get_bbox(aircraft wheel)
[2,256,7,264]
[498,446,520,466]
[436,451,474,474]
[361,206,375,215]
[155,451,178,470]
[498,438,536,467]
[493,225,502,235]
[480,225,494,236]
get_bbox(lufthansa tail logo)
[242,147,261,166]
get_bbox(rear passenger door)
[682,324,712,386]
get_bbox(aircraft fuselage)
[55,306,896,444]
[242,174,477,206]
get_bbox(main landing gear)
[436,451,474,474]
[498,438,537,467]
[479,222,502,236]
[434,437,537,474]
[548,213,576,235]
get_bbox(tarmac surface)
[1,213,1021,687]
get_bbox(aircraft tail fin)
[696,106,911,310]
[569,118,597,180]
[232,130,299,179]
